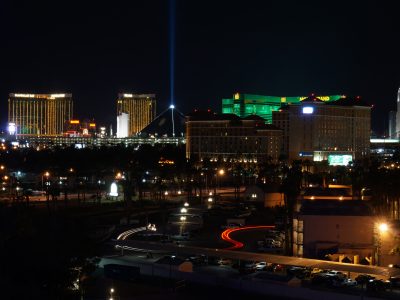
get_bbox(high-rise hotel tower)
[8,93,73,136]
[116,93,156,136]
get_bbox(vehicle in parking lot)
[332,278,358,287]
[367,279,390,292]
[218,258,232,266]
[310,268,325,277]
[342,278,358,286]
[287,266,309,278]
[311,273,330,285]
[187,255,208,265]
[389,276,400,288]
[355,274,375,284]
[325,270,346,279]
[255,261,268,271]
[170,232,192,241]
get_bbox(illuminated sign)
[328,155,353,166]
[8,123,16,135]
[123,93,133,98]
[234,93,240,100]
[14,94,35,98]
[89,123,96,127]
[50,94,66,98]
[302,107,314,114]
[70,120,80,124]
[300,96,331,101]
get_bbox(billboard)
[328,155,352,166]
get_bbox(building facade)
[8,93,73,136]
[117,112,129,138]
[293,200,375,264]
[272,96,371,161]
[222,93,344,123]
[185,111,282,163]
[117,93,156,136]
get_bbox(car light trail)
[117,226,147,240]
[221,225,275,250]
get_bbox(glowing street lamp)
[376,222,389,266]
[180,207,187,214]
[183,202,189,207]
[378,223,388,233]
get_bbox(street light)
[180,216,186,235]
[183,202,189,207]
[378,223,388,233]
[376,222,389,266]
[42,172,50,200]
[214,168,225,203]
[180,207,187,214]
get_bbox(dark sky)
[1,0,399,134]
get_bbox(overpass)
[113,239,400,278]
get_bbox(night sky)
[1,0,399,134]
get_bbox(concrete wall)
[302,215,374,258]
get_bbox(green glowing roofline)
[222,93,345,123]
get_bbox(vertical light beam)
[169,0,176,106]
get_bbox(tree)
[280,161,302,256]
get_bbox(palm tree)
[280,161,302,256]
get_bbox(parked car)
[366,279,390,292]
[332,278,358,287]
[389,276,400,288]
[325,270,347,279]
[310,268,325,277]
[355,274,375,284]
[218,258,232,266]
[187,255,208,265]
[342,278,358,287]
[255,261,269,271]
[287,266,309,278]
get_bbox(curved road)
[221,225,275,250]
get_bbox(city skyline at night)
[0,1,400,134]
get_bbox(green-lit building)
[222,93,344,123]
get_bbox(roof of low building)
[300,200,373,216]
[303,187,351,197]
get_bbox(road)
[113,238,400,278]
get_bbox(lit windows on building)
[8,93,73,136]
[116,93,156,136]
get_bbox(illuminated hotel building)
[8,93,73,136]
[186,110,282,163]
[222,93,345,123]
[117,93,156,136]
[272,96,371,162]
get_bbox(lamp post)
[180,215,186,235]
[42,172,50,201]
[376,222,388,266]
[213,169,225,204]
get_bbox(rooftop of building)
[303,187,351,197]
[9,93,72,99]
[117,93,156,99]
[299,200,373,216]
[186,110,281,130]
